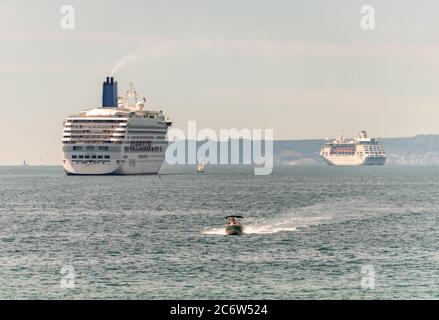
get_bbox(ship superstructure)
[320,131,386,166]
[62,77,172,175]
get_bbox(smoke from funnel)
[110,40,181,75]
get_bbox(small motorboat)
[225,215,244,235]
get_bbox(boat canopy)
[225,215,244,219]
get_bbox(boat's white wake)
[202,215,330,235]
[202,228,227,235]
[202,198,424,236]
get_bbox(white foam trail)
[202,216,330,236]
[201,198,426,236]
[202,228,226,235]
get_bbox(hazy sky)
[2,0,439,164]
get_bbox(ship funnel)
[102,76,118,107]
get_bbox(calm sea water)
[0,165,438,299]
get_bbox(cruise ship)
[320,131,386,165]
[62,77,172,175]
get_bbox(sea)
[0,165,438,299]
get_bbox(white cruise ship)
[320,131,386,166]
[62,77,172,175]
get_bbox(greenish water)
[0,165,438,299]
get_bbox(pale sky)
[2,0,439,164]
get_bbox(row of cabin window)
[71,155,110,159]
[124,146,164,153]
[72,146,109,151]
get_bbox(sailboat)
[196,158,205,173]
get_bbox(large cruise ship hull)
[114,157,165,175]
[63,152,166,175]
[322,156,386,166]
[64,162,120,175]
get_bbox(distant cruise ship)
[62,77,172,175]
[320,131,386,166]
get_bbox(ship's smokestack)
[102,76,118,107]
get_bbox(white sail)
[196,158,205,172]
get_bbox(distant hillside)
[174,135,439,165]
[274,140,323,165]
[381,135,439,165]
